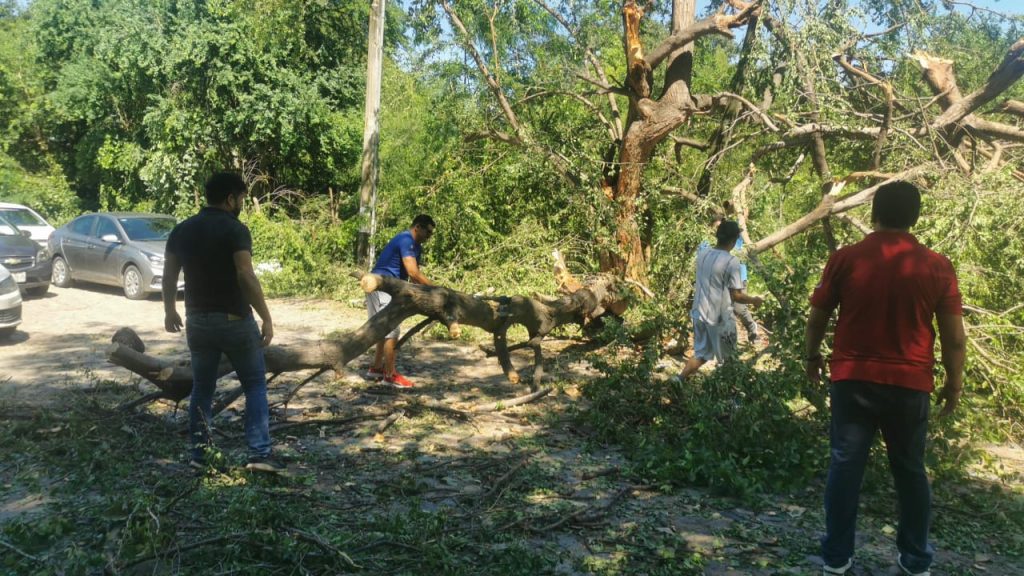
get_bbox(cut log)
[108,272,627,405]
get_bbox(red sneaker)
[365,367,385,381]
[386,372,414,389]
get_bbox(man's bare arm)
[729,288,763,307]
[234,250,273,346]
[162,253,183,332]
[402,255,432,285]
[936,312,967,417]
[804,305,832,383]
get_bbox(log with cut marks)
[108,271,627,408]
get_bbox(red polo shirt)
[809,231,962,392]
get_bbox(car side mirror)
[20,230,31,238]
[101,234,122,243]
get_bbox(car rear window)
[118,217,176,241]
[70,216,96,235]
[0,215,19,236]
[0,208,46,227]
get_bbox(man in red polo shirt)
[805,181,966,576]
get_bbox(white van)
[0,202,55,247]
[0,264,23,339]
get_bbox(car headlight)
[36,247,49,262]
[146,253,165,265]
[0,276,16,295]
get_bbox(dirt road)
[0,284,376,403]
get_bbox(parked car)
[0,202,55,247]
[0,213,51,297]
[0,264,23,339]
[48,212,183,299]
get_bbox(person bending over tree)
[365,214,436,388]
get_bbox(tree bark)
[108,274,626,401]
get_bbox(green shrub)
[244,205,357,297]
[582,342,826,499]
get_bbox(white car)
[0,202,56,248]
[0,264,23,339]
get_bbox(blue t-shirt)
[372,230,421,280]
[698,236,748,282]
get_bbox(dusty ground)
[1,284,1022,574]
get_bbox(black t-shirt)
[166,207,252,317]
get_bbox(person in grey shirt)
[699,215,760,344]
[678,220,764,379]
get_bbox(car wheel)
[26,284,49,298]
[0,327,14,340]
[51,256,72,288]
[123,265,145,300]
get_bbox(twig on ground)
[123,533,248,569]
[471,388,551,413]
[532,485,633,532]
[404,398,472,420]
[0,538,38,562]
[480,452,535,503]
[287,527,361,569]
[269,413,384,433]
[351,537,425,554]
[376,410,405,434]
[581,467,620,481]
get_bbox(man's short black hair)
[205,172,247,205]
[872,181,920,229]
[412,214,436,230]
[716,220,741,244]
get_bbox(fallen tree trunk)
[107,272,626,405]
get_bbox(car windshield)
[0,208,46,227]
[0,214,22,237]
[118,217,176,241]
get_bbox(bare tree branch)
[645,3,760,71]
[930,39,1024,129]
[748,167,930,254]
[1000,99,1024,118]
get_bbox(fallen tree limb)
[108,271,626,405]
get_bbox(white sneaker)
[897,555,931,576]
[823,558,852,575]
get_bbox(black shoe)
[245,455,287,474]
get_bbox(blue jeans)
[823,380,933,572]
[186,312,271,460]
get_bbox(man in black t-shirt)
[163,172,284,473]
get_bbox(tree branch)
[440,0,582,187]
[931,38,1024,129]
[646,3,760,71]
[748,166,929,254]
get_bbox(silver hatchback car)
[48,212,184,299]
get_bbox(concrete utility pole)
[356,0,386,269]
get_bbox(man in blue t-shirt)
[366,214,436,388]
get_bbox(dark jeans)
[823,380,933,573]
[186,312,271,460]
